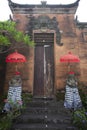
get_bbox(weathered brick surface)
[4,1,87,94]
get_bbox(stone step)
[33,97,54,101]
[11,99,78,130]
[23,107,72,115]
[26,100,52,108]
[11,123,78,130]
[24,100,70,110]
[26,98,62,106]
[13,114,72,124]
[23,101,72,116]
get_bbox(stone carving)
[27,15,62,45]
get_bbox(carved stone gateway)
[4,0,87,95]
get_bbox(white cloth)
[7,86,22,102]
[64,85,82,110]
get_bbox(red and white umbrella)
[6,51,26,63]
[60,52,80,72]
[60,52,80,63]
[6,50,26,71]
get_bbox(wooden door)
[34,46,44,96]
[44,45,54,97]
[33,33,54,97]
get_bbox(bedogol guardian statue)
[2,71,22,113]
[64,71,82,110]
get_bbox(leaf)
[0,21,34,51]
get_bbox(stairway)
[11,97,78,130]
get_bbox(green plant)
[55,90,65,101]
[73,108,87,130]
[0,100,22,130]
[0,112,13,130]
[22,92,33,108]
[0,93,7,110]
[0,21,34,53]
[79,86,87,109]
[0,92,33,130]
[72,85,87,130]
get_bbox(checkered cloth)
[64,85,82,110]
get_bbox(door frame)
[33,30,55,97]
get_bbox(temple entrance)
[33,33,54,97]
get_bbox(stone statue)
[64,71,82,110]
[2,71,22,113]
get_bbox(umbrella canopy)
[60,52,80,63]
[6,51,26,63]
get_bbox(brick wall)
[4,3,87,93]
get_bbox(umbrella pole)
[68,62,70,72]
[15,64,18,71]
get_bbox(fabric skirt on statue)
[7,86,22,102]
[3,86,22,112]
[64,85,82,110]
